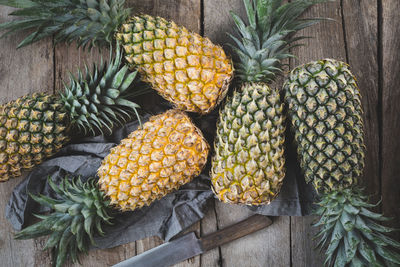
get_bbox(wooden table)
[1,1,399,266]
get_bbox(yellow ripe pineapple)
[16,109,210,267]
[0,0,233,114]
[116,15,233,114]
[98,109,209,211]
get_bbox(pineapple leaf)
[360,207,392,221]
[374,246,400,265]
[313,188,400,266]
[43,231,62,250]
[0,0,131,49]
[60,44,149,136]
[14,176,114,267]
[359,240,376,263]
[229,0,329,83]
[0,0,35,8]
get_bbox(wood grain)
[290,1,346,266]
[342,0,379,202]
[199,206,221,267]
[204,0,245,46]
[204,1,292,266]
[381,0,400,240]
[1,0,400,266]
[0,7,54,99]
[128,0,201,33]
[0,5,54,267]
[125,1,203,266]
[200,215,272,251]
[215,203,291,267]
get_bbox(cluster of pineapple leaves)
[314,188,400,266]
[228,0,327,83]
[0,0,130,48]
[60,43,149,136]
[15,177,114,267]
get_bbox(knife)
[112,215,273,267]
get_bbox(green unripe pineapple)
[284,59,365,191]
[284,59,400,266]
[0,46,147,181]
[211,83,285,204]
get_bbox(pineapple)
[0,45,147,181]
[284,59,365,191]
[284,59,400,266]
[0,94,68,181]
[0,0,233,114]
[116,15,233,114]
[97,109,210,211]
[15,109,209,267]
[210,0,324,205]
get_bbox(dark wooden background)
[0,1,399,266]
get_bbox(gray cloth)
[5,108,316,250]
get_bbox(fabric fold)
[6,110,316,249]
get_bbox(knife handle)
[200,215,273,251]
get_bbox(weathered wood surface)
[381,0,400,242]
[0,1,399,267]
[290,2,346,266]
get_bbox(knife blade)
[112,215,273,267]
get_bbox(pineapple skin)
[0,93,68,181]
[116,15,233,114]
[211,83,286,205]
[97,109,209,211]
[283,59,365,191]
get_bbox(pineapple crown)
[60,44,149,136]
[229,0,326,83]
[0,0,130,49]
[15,177,113,267]
[314,187,400,266]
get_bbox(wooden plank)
[202,2,249,265]
[52,12,128,267]
[381,0,400,240]
[129,0,201,32]
[199,206,221,267]
[127,1,203,267]
[204,0,293,266]
[204,0,245,46]
[0,7,54,99]
[54,0,201,265]
[65,243,136,267]
[204,0,290,266]
[54,43,107,95]
[342,0,379,202]
[216,203,291,267]
[290,1,347,266]
[0,5,54,267]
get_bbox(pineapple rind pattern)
[283,59,365,191]
[211,83,286,205]
[97,109,209,211]
[116,15,233,114]
[0,93,68,180]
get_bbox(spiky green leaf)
[60,44,149,135]
[0,0,131,49]
[14,177,113,267]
